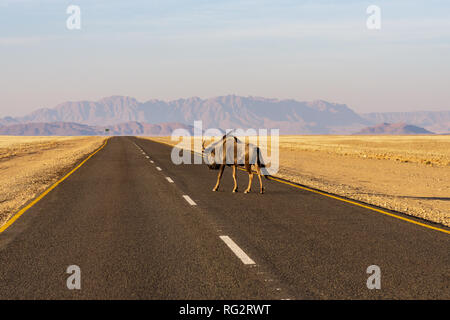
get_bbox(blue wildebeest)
[202,134,267,194]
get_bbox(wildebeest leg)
[244,164,253,193]
[232,165,238,193]
[255,165,264,194]
[212,164,225,191]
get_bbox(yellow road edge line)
[141,137,450,235]
[0,138,109,234]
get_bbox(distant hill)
[0,116,19,127]
[361,111,450,134]
[0,122,98,136]
[354,123,434,135]
[0,121,194,136]
[0,95,370,134]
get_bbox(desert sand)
[147,135,450,227]
[0,136,106,228]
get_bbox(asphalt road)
[0,136,448,299]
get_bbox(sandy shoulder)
[0,136,106,228]
[146,135,450,227]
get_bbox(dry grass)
[278,135,450,167]
[146,135,450,227]
[0,136,106,228]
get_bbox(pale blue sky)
[1,0,449,116]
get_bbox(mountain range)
[0,95,448,135]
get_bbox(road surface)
[0,137,448,299]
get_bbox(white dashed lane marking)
[219,236,256,265]
[166,177,174,183]
[156,167,162,171]
[182,195,197,206]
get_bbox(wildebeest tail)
[256,147,265,167]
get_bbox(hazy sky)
[1,0,449,116]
